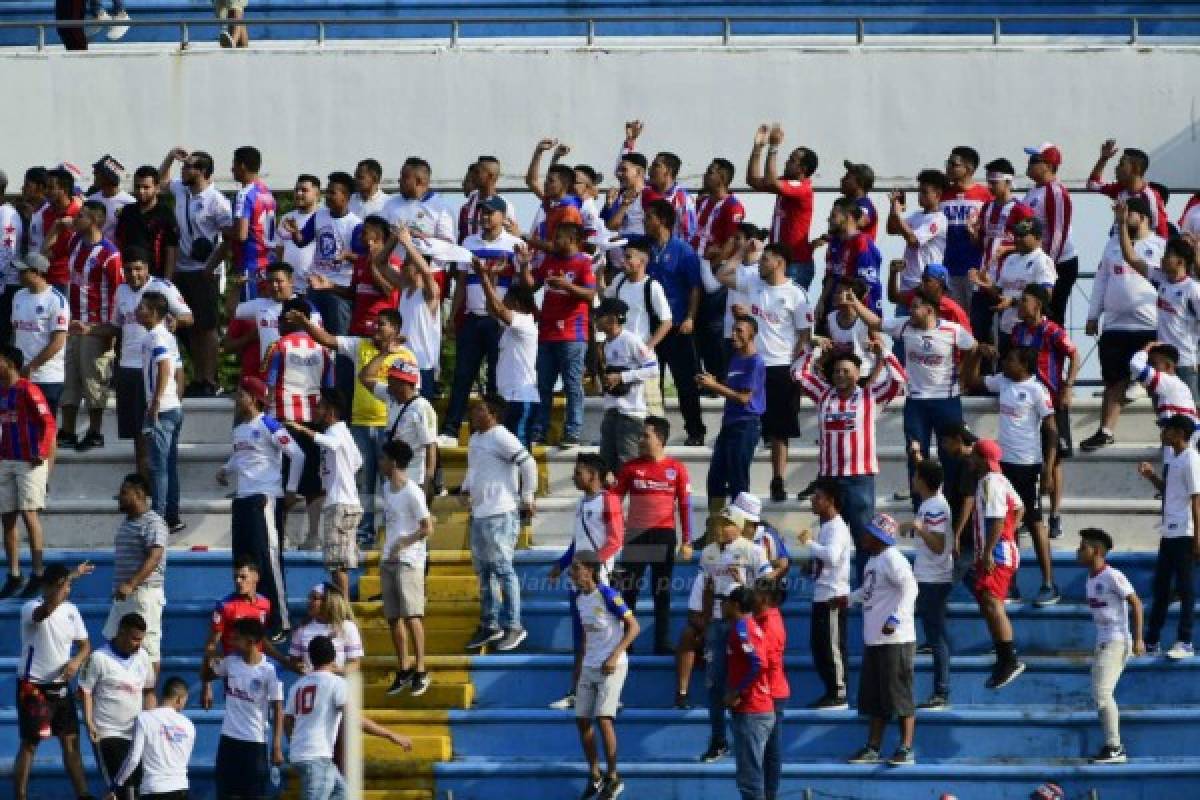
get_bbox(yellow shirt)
[339,336,415,427]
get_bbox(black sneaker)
[270,630,290,648]
[796,479,819,501]
[684,434,705,447]
[599,776,624,799]
[466,626,503,650]
[18,574,43,599]
[410,671,432,696]
[579,775,605,800]
[917,694,949,711]
[808,694,849,711]
[847,745,881,764]
[1048,514,1063,539]
[559,434,581,449]
[495,626,527,651]
[888,745,915,766]
[56,430,78,448]
[1092,744,1127,764]
[75,431,105,452]
[769,477,786,503]
[986,660,1026,690]
[166,517,187,534]
[1080,430,1114,452]
[0,574,23,599]
[386,670,413,696]
[700,742,728,762]
[673,692,692,710]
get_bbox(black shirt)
[115,202,180,277]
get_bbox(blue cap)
[923,263,949,287]
[864,513,899,546]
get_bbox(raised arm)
[1087,139,1119,190]
[525,139,557,201]
[158,146,188,189]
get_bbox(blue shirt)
[645,235,701,324]
[722,352,767,423]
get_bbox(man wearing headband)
[1022,143,1077,326]
[970,160,1022,352]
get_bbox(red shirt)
[0,379,56,462]
[611,456,693,544]
[691,193,745,259]
[771,178,815,264]
[755,607,789,701]
[226,318,262,380]
[210,592,272,654]
[726,615,774,714]
[534,253,595,343]
[39,197,83,286]
[349,254,401,336]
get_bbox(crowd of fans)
[2,121,1200,800]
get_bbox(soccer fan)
[216,146,277,296]
[350,157,389,219]
[217,376,305,640]
[1137,414,1200,660]
[525,145,585,251]
[383,157,455,291]
[970,158,1021,348]
[288,582,364,675]
[701,315,766,519]
[86,155,133,242]
[972,217,1056,353]
[714,225,768,354]
[216,0,249,47]
[285,388,364,600]
[792,339,907,553]
[888,172,948,300]
[618,120,697,242]
[820,197,884,319]
[78,612,156,794]
[462,395,538,652]
[0,345,57,600]
[1022,144,1077,326]
[728,492,790,584]
[1130,344,1200,432]
[360,351,438,503]
[1076,527,1145,764]
[102,474,168,674]
[690,156,746,379]
[818,280,880,379]
[464,155,517,242]
[688,501,770,762]
[837,160,878,240]
[110,677,196,800]
[11,253,69,415]
[378,440,434,696]
[29,167,81,291]
[395,224,443,399]
[885,262,971,333]
[14,561,94,800]
[1088,139,1170,237]
[202,557,290,676]
[274,174,319,292]
[55,199,122,452]
[114,165,179,279]
[0,170,25,337]
[521,221,595,446]
[796,478,854,710]
[720,585,772,800]
[939,147,992,310]
[1146,237,1200,400]
[846,513,918,767]
[158,148,232,397]
[137,292,186,529]
[746,123,819,290]
[444,196,527,441]
[613,416,693,655]
[1082,198,1163,451]
[751,578,788,800]
[230,263,319,367]
[18,166,48,224]
[204,618,285,800]
[348,215,403,338]
[596,297,658,473]
[605,241,671,415]
[603,147,649,244]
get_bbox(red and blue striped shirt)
[0,379,56,462]
[232,179,277,283]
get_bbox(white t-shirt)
[985,374,1054,465]
[213,655,283,744]
[858,545,918,646]
[112,278,191,369]
[375,387,438,485]
[996,249,1058,334]
[498,312,540,403]
[11,286,69,383]
[277,209,316,290]
[1087,234,1163,332]
[78,644,155,738]
[912,493,954,583]
[19,599,88,683]
[827,310,874,374]
[87,190,135,241]
[1163,446,1200,539]
[313,420,364,507]
[1086,565,1136,644]
[381,477,431,566]
[141,323,183,412]
[604,274,672,344]
[808,515,854,602]
[736,271,812,367]
[115,707,195,795]
[0,203,25,287]
[288,620,364,671]
[304,208,363,288]
[576,585,632,669]
[602,329,658,418]
[397,287,441,370]
[721,264,758,338]
[462,424,538,517]
[885,319,974,399]
[690,538,771,619]
[169,181,233,273]
[350,190,389,220]
[286,670,347,763]
[899,209,948,290]
[1150,270,1200,368]
[234,295,322,361]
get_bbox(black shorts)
[175,271,220,331]
[115,367,148,440]
[1056,405,1073,459]
[16,679,78,743]
[286,433,323,497]
[1099,329,1155,386]
[215,735,268,798]
[857,642,915,720]
[98,736,139,787]
[761,364,800,441]
[1001,461,1043,528]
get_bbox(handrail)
[4,12,1200,51]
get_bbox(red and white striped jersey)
[691,193,745,259]
[1022,180,1075,264]
[1130,349,1198,425]
[264,332,334,422]
[792,349,907,477]
[1088,180,1170,238]
[67,235,123,325]
[979,197,1018,278]
[974,471,1022,569]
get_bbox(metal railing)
[4,12,1200,51]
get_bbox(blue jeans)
[705,618,731,747]
[836,475,874,580]
[707,418,761,504]
[787,261,815,292]
[903,396,964,511]
[444,314,500,435]
[917,581,953,697]
[351,425,383,541]
[763,705,784,800]
[469,511,521,630]
[308,288,351,336]
[503,400,538,447]
[295,757,345,800]
[732,711,775,800]
[145,407,182,520]
[535,340,586,441]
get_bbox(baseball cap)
[923,263,949,287]
[1030,782,1065,800]
[1023,143,1063,169]
[92,154,126,184]
[842,160,875,191]
[730,492,762,524]
[975,438,1004,472]
[13,252,50,273]
[1159,413,1197,436]
[238,376,269,404]
[478,195,507,214]
[1011,216,1044,238]
[387,360,421,385]
[864,513,899,546]
[1005,202,1037,232]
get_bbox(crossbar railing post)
[586,18,595,46]
[450,19,459,47]
[317,20,325,46]
[856,16,865,44]
[722,17,731,45]
[180,21,189,50]
[993,16,1001,45]
[36,23,44,51]
[1130,16,1139,45]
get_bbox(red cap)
[387,360,420,385]
[239,376,269,404]
[975,438,1003,472]
[1023,142,1062,169]
[1005,202,1037,232]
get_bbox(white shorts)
[575,662,627,719]
[0,460,48,513]
[102,585,166,660]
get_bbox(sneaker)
[1033,583,1061,608]
[770,477,786,503]
[386,670,413,696]
[699,742,728,762]
[410,671,432,696]
[18,574,43,599]
[436,434,460,449]
[599,776,624,799]
[0,574,23,599]
[796,479,819,501]
[1080,430,1114,452]
[808,694,849,711]
[579,775,605,800]
[1167,641,1195,660]
[466,626,503,650]
[494,626,527,651]
[559,435,581,449]
[1144,642,1161,657]
[87,8,111,36]
[1124,383,1145,403]
[917,694,949,711]
[1092,744,1128,764]
[548,692,576,710]
[56,431,78,448]
[106,10,130,39]
[916,643,933,655]
[684,434,705,447]
[1048,514,1063,539]
[76,431,105,452]
[672,692,692,710]
[166,517,186,534]
[847,745,881,764]
[888,745,915,766]
[986,660,1026,690]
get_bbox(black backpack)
[612,274,662,333]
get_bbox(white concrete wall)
[3,43,1198,189]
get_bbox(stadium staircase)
[0,393,1197,798]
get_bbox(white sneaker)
[1167,641,1194,660]
[436,434,461,449]
[106,10,130,40]
[87,9,111,37]
[548,692,575,710]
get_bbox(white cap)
[726,491,761,525]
